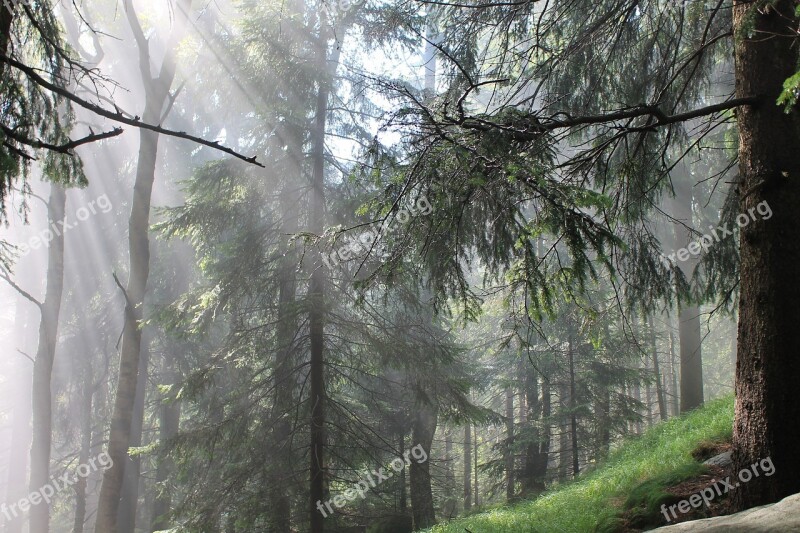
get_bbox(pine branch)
[452,96,761,139]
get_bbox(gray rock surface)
[702,451,733,469]
[650,492,800,532]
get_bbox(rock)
[651,492,800,531]
[702,451,733,469]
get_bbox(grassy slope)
[427,395,734,533]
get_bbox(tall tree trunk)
[410,404,437,529]
[398,432,407,513]
[558,382,569,482]
[596,382,611,460]
[505,387,515,501]
[732,0,800,511]
[73,350,94,533]
[672,174,704,413]
[538,378,551,479]
[117,335,150,533]
[522,364,550,495]
[5,297,35,533]
[308,21,332,533]
[567,337,579,477]
[443,430,456,519]
[96,4,188,529]
[668,322,680,416]
[649,316,668,422]
[150,356,181,531]
[473,428,479,507]
[29,184,66,533]
[463,424,471,511]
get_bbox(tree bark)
[650,316,668,421]
[473,427,479,507]
[505,387,515,501]
[522,364,550,494]
[672,174,704,413]
[150,355,181,531]
[668,321,680,416]
[410,403,437,529]
[308,21,331,533]
[558,382,569,482]
[29,184,66,533]
[117,335,150,533]
[5,297,35,533]
[732,0,800,511]
[95,4,188,530]
[73,350,94,533]
[463,424,471,511]
[567,337,579,477]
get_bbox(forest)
[0,0,798,532]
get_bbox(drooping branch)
[0,53,265,167]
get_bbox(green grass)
[426,395,734,533]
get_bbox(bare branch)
[0,53,265,167]
[0,272,42,310]
[1,124,124,155]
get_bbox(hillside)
[425,396,735,533]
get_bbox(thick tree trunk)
[732,0,800,511]
[29,184,66,533]
[410,404,437,529]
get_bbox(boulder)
[651,492,800,531]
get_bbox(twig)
[16,349,34,363]
[0,273,42,310]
